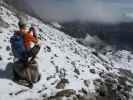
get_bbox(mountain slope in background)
[60,21,133,52]
[0,1,133,100]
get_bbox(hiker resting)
[10,20,40,63]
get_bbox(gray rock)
[56,79,69,89]
[6,46,11,51]
[84,80,90,87]
[13,61,40,83]
[0,17,9,28]
[77,94,96,100]
[0,56,2,60]
[55,89,76,97]
[74,68,80,75]
[89,69,96,74]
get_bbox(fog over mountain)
[25,0,133,23]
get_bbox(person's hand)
[35,42,40,46]
[35,40,41,46]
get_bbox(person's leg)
[19,51,30,68]
[30,45,40,61]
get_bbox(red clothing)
[24,32,38,48]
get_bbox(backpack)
[10,31,25,59]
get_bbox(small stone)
[55,66,59,73]
[0,56,2,60]
[54,54,58,57]
[88,65,90,68]
[92,51,98,56]
[50,61,55,65]
[66,56,70,60]
[9,52,13,56]
[89,69,96,74]
[6,46,11,51]
[46,46,51,52]
[9,82,13,86]
[9,93,13,96]
[84,80,90,87]
[46,75,55,80]
[56,79,69,89]
[42,93,47,97]
[74,68,80,75]
[8,57,12,60]
[81,88,87,95]
[50,57,54,59]
[4,39,7,42]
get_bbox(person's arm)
[29,27,37,38]
[29,34,38,44]
[33,30,37,38]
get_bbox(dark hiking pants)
[21,45,40,62]
[29,45,40,61]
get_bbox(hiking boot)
[13,58,19,62]
[27,82,33,89]
[13,68,21,82]
[37,74,41,82]
[30,56,36,62]
[33,74,41,83]
[16,80,33,88]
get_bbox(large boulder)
[12,60,41,83]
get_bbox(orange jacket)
[24,32,38,48]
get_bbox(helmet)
[18,19,27,28]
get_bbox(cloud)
[26,0,131,23]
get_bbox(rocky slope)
[0,2,133,100]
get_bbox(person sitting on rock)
[10,20,41,88]
[10,20,40,63]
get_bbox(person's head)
[18,20,27,33]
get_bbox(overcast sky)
[26,0,133,23]
[102,0,133,3]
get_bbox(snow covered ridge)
[0,5,133,100]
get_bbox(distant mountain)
[60,21,133,50]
